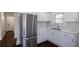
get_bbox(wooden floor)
[37,41,58,47]
[0,31,58,47]
[0,31,16,47]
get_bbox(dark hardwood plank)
[0,31,16,47]
[37,41,58,47]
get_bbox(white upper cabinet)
[37,12,50,21]
[64,12,78,22]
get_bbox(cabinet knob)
[64,34,67,36]
[72,39,74,42]
[52,33,54,35]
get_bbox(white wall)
[1,13,5,40]
[37,12,50,21]
[0,12,6,40]
[49,12,56,28]
[5,16,15,31]
[64,12,78,22]
[14,12,21,45]
[49,12,79,28]
[0,12,15,40]
[0,13,1,40]
[26,12,38,15]
[49,12,78,23]
[4,12,14,16]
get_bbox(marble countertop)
[61,29,79,34]
[50,22,79,34]
[37,22,79,34]
[60,23,79,34]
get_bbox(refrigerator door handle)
[27,36,37,39]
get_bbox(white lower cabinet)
[37,27,78,47]
[37,28,48,44]
[49,29,75,47]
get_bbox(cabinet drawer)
[63,32,75,39]
[59,34,74,47]
[52,30,74,47]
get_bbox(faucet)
[57,23,59,29]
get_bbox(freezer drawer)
[23,36,37,47]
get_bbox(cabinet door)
[57,32,74,47]
[52,31,57,42]
[37,32,47,43]
[50,30,74,47]
[37,33,43,43]
[37,28,48,43]
[63,33,74,47]
[49,29,61,45]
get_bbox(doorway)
[5,16,15,32]
[0,14,16,47]
[2,15,16,47]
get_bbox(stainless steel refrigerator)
[20,13,37,47]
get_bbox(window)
[55,14,64,24]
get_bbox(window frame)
[55,13,64,24]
